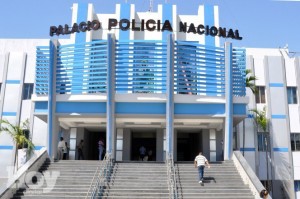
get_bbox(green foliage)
[249,106,268,132]
[0,119,35,154]
[246,69,258,94]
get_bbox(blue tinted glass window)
[255,86,266,104]
[23,84,34,100]
[287,87,297,104]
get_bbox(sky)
[0,0,299,52]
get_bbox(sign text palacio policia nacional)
[50,19,243,40]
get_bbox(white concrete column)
[166,34,174,156]
[224,42,233,160]
[116,128,124,161]
[106,33,116,159]
[69,128,77,160]
[209,129,217,161]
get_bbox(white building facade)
[0,3,298,198]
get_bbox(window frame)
[22,83,34,100]
[257,132,270,152]
[291,133,300,151]
[255,86,266,104]
[287,87,298,104]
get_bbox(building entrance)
[177,132,202,161]
[85,130,106,160]
[131,131,156,161]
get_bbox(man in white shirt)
[57,137,66,160]
[194,152,210,183]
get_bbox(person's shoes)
[198,180,202,183]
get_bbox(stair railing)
[233,151,272,199]
[85,160,104,199]
[86,153,114,199]
[166,153,178,199]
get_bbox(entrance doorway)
[85,130,106,160]
[131,130,156,161]
[177,132,202,161]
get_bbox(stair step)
[102,197,169,199]
[11,160,255,199]
[102,192,169,197]
[12,196,85,199]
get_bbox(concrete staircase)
[175,160,255,199]
[11,159,101,199]
[10,159,257,199]
[101,162,169,199]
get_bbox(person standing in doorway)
[139,145,146,161]
[64,142,69,160]
[221,139,224,161]
[77,140,84,160]
[57,137,66,160]
[98,138,105,160]
[194,152,210,184]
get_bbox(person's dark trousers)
[198,165,205,181]
[140,154,145,161]
[78,149,84,160]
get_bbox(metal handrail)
[85,153,114,199]
[166,153,178,199]
[85,160,105,199]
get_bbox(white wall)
[289,105,300,132]
[31,116,47,147]
[293,152,300,180]
[0,54,6,82]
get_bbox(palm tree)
[242,69,258,156]
[249,106,271,192]
[246,69,258,94]
[0,119,35,172]
[249,106,268,132]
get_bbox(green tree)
[246,69,257,94]
[250,106,271,192]
[242,69,258,156]
[250,106,268,132]
[0,119,35,172]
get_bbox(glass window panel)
[295,134,300,151]
[258,133,268,152]
[116,151,122,161]
[70,131,76,139]
[258,134,263,151]
[69,151,75,160]
[70,139,76,150]
[210,140,216,151]
[260,87,266,103]
[117,130,123,139]
[255,91,260,103]
[23,83,34,100]
[287,87,298,104]
[294,181,300,192]
[291,134,295,151]
[287,87,292,104]
[210,152,216,162]
[209,131,216,139]
[255,86,266,104]
[116,140,123,150]
[293,88,298,104]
